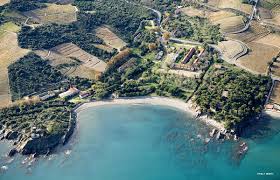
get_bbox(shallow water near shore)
[0,105,280,180]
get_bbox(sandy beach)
[75,96,225,130]
[264,110,280,118]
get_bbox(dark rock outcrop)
[8,148,18,157]
[6,131,19,140]
[20,134,63,155]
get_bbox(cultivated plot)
[237,42,279,74]
[207,0,253,14]
[23,3,77,24]
[51,43,107,73]
[0,23,29,108]
[95,26,127,51]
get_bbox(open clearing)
[0,0,9,6]
[207,0,253,15]
[179,6,208,18]
[51,43,107,73]
[0,23,29,107]
[95,26,127,51]
[23,3,77,24]
[236,42,279,74]
[270,80,280,105]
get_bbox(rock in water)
[8,148,18,157]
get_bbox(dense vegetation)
[195,65,271,129]
[74,0,155,42]
[8,53,65,100]
[8,0,47,12]
[18,24,116,60]
[163,14,223,44]
[0,101,74,136]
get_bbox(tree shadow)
[240,114,280,143]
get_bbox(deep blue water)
[0,105,280,180]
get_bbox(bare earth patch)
[24,3,77,24]
[237,42,279,74]
[0,23,30,107]
[95,26,127,51]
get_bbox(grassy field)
[0,23,29,108]
[179,6,207,18]
[95,26,127,51]
[0,22,21,37]
[237,42,279,74]
[23,3,77,24]
[207,0,253,14]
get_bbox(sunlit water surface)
[0,105,280,180]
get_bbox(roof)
[59,87,80,98]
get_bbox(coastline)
[263,110,280,118]
[75,96,225,130]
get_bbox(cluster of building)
[169,46,209,72]
[32,87,92,102]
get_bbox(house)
[265,104,274,110]
[59,87,80,99]
[40,92,56,101]
[222,91,229,98]
[181,48,195,64]
[79,91,90,99]
[118,59,137,73]
[156,51,164,60]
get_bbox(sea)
[0,104,279,180]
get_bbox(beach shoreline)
[263,110,280,118]
[75,96,225,130]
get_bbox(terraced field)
[0,23,30,108]
[51,43,107,73]
[228,21,270,43]
[255,33,280,48]
[95,26,127,51]
[210,12,245,33]
[207,0,253,14]
[23,3,77,24]
[217,40,248,61]
[237,42,279,74]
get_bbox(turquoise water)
[0,105,280,180]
